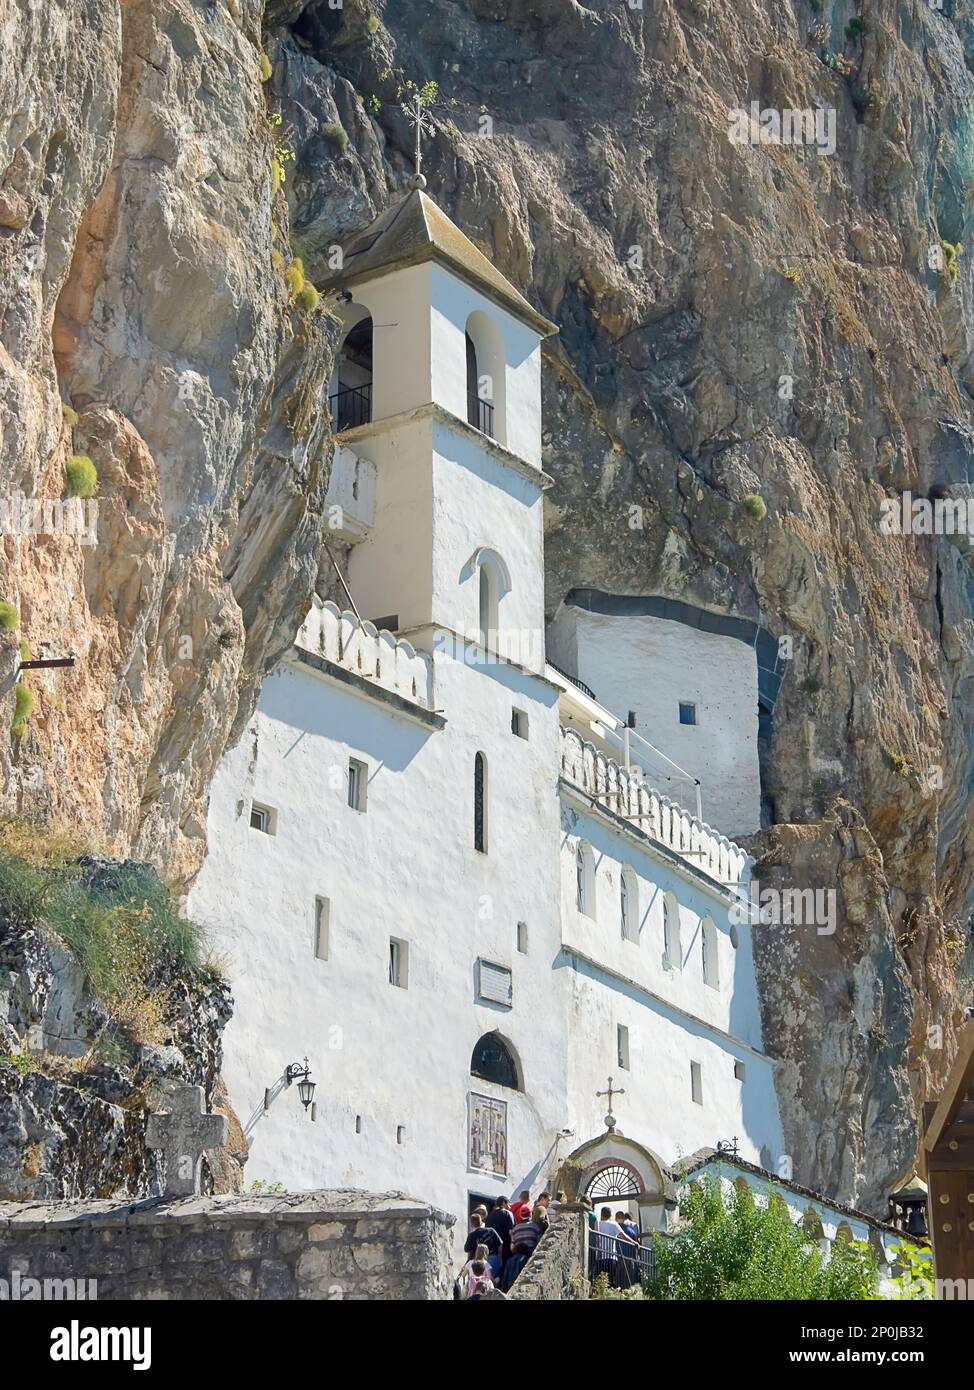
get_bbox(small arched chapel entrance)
[556,1130,678,1235]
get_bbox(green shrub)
[260,52,272,82]
[271,158,283,195]
[284,259,305,296]
[295,284,320,311]
[366,14,380,33]
[845,16,864,41]
[13,683,32,725]
[0,824,208,1041]
[61,402,78,429]
[644,1178,881,1300]
[65,454,97,498]
[941,240,962,283]
[0,601,18,632]
[742,493,767,520]
[323,122,349,151]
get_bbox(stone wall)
[507,1206,589,1301]
[0,1190,455,1301]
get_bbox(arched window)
[471,547,510,653]
[663,893,681,970]
[620,867,639,943]
[329,311,373,429]
[471,1032,519,1089]
[465,310,506,443]
[701,916,719,988]
[474,752,487,852]
[576,841,595,918]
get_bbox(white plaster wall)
[430,419,546,673]
[189,643,567,1257]
[548,607,762,836]
[341,265,433,423]
[558,800,782,1172]
[429,263,543,467]
[346,417,434,631]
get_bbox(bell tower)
[320,184,558,673]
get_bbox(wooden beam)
[924,1020,974,1156]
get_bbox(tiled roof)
[673,1147,901,1235]
[318,189,558,338]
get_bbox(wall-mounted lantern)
[286,1058,316,1111]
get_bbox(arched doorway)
[560,1130,677,1235]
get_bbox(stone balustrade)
[296,598,435,710]
[559,726,751,890]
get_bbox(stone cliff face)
[2,0,972,1212]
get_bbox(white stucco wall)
[558,797,782,1174]
[188,640,567,1257]
[429,262,543,466]
[547,606,763,836]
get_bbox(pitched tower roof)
[320,189,558,338]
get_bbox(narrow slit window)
[679,702,697,726]
[516,921,528,954]
[389,937,409,988]
[348,757,368,812]
[617,1024,630,1072]
[314,897,329,961]
[511,708,528,739]
[474,752,487,853]
[691,1060,703,1105]
[250,803,275,834]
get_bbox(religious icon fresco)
[469,1092,507,1175]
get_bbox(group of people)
[455,1189,567,1298]
[588,1203,644,1288]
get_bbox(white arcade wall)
[547,604,763,836]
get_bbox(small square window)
[734,1060,746,1082]
[511,708,529,739]
[690,1060,703,1105]
[314,897,330,961]
[389,937,409,989]
[250,802,276,834]
[617,1024,630,1072]
[348,758,368,812]
[477,958,513,1007]
[679,702,697,726]
[516,921,528,954]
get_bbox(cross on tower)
[597,1076,625,1132]
[145,1084,228,1198]
[401,87,436,187]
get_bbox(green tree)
[644,1178,880,1300]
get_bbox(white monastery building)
[189,187,901,1265]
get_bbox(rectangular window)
[679,702,697,726]
[314,897,329,961]
[389,937,409,989]
[477,959,513,1007]
[355,1115,362,1134]
[511,708,528,739]
[250,802,276,834]
[516,921,528,954]
[691,1060,703,1105]
[396,1125,405,1145]
[617,1024,630,1072]
[734,1060,746,1082]
[348,757,368,812]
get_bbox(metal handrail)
[329,382,372,430]
[467,394,494,438]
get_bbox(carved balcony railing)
[559,726,751,891]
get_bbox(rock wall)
[0,856,245,1201]
[2,0,973,1213]
[0,1190,455,1301]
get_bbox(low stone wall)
[0,1190,455,1301]
[507,1205,589,1301]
